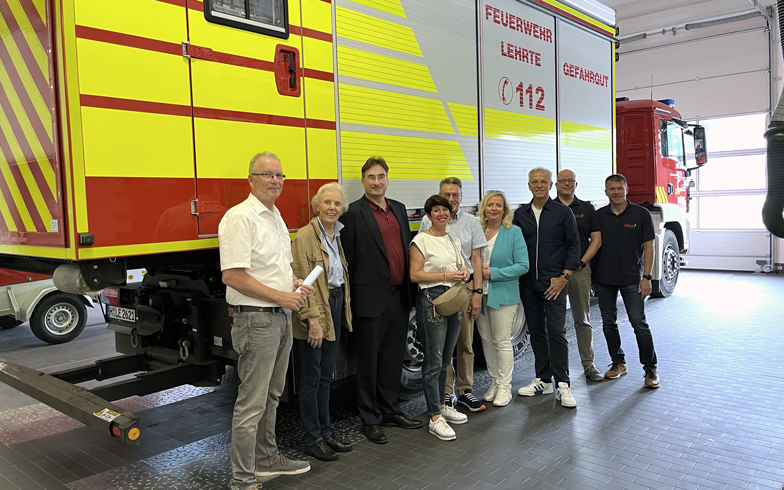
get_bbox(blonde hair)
[479,191,513,230]
[249,151,280,174]
[311,182,348,215]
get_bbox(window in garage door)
[685,113,771,271]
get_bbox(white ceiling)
[596,0,776,36]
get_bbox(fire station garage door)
[616,15,772,271]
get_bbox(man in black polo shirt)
[593,174,659,389]
[554,169,603,382]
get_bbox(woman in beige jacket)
[291,182,353,462]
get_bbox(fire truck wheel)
[0,317,23,329]
[510,303,530,361]
[30,293,88,344]
[651,230,680,298]
[400,308,424,400]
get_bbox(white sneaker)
[482,381,498,402]
[440,404,468,424]
[493,385,512,407]
[428,417,456,441]
[517,378,553,396]
[556,382,576,408]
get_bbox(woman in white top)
[410,195,471,441]
[476,191,529,406]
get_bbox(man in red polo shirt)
[340,157,422,444]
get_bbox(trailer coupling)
[0,360,140,444]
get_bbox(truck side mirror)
[693,125,707,166]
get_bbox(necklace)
[485,226,500,235]
[427,229,446,237]
[324,229,335,239]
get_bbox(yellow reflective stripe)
[78,238,219,260]
[350,0,406,18]
[17,160,51,225]
[336,7,422,57]
[484,108,556,144]
[0,14,51,142]
[0,242,70,258]
[339,84,453,134]
[337,45,436,93]
[561,121,611,150]
[31,0,45,26]
[340,132,472,180]
[0,186,17,231]
[0,105,36,230]
[7,0,48,77]
[447,102,478,137]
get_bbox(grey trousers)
[229,310,291,490]
[567,264,595,369]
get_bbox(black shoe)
[303,440,339,462]
[323,434,353,453]
[362,424,388,444]
[381,413,423,429]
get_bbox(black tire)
[30,293,88,344]
[0,317,23,329]
[510,303,529,361]
[651,230,679,298]
[399,308,424,399]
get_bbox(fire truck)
[0,0,702,442]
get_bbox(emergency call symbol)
[498,77,513,105]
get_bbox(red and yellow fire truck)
[0,0,703,442]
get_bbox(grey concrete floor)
[0,270,783,490]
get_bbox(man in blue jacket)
[512,167,581,408]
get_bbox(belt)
[232,305,285,314]
[329,286,343,298]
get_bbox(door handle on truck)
[274,46,300,97]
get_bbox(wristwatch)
[580,261,587,269]
[642,274,652,280]
[472,288,483,295]
[562,273,571,281]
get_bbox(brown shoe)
[644,368,660,389]
[605,363,628,379]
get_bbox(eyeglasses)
[557,179,576,184]
[529,180,550,186]
[251,172,286,181]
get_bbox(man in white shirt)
[220,152,314,490]
[420,177,487,412]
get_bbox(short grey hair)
[528,167,552,182]
[311,182,349,215]
[439,177,463,190]
[249,151,281,174]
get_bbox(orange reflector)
[128,428,140,441]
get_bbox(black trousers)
[353,289,408,425]
[520,277,570,386]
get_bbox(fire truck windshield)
[660,119,686,169]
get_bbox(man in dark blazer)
[340,156,422,444]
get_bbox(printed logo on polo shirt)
[624,223,637,229]
[574,213,584,219]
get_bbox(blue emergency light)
[657,99,675,107]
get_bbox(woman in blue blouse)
[476,191,530,407]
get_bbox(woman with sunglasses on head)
[409,194,471,441]
[476,191,529,407]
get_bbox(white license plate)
[109,306,136,323]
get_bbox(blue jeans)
[595,283,658,369]
[297,293,342,445]
[229,310,291,490]
[520,277,570,385]
[416,286,463,416]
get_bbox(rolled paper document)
[296,265,323,292]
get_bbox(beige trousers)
[567,263,595,368]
